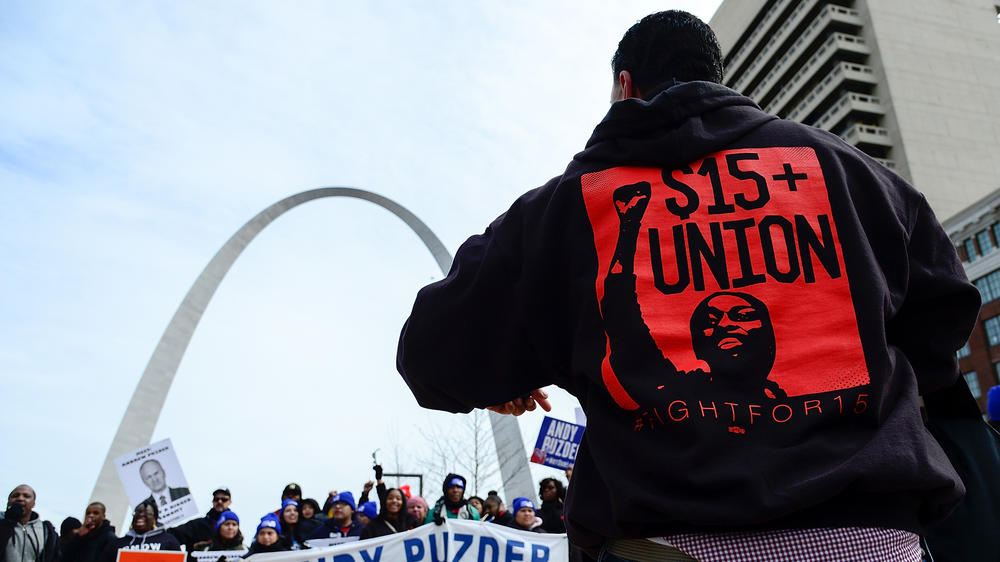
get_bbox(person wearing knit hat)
[307,491,363,540]
[280,484,302,503]
[244,514,287,556]
[406,497,428,527]
[425,473,480,525]
[192,510,244,552]
[356,501,377,527]
[507,497,545,533]
[296,498,323,538]
[278,499,304,550]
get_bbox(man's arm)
[397,179,572,412]
[888,195,980,393]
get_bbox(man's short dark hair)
[611,10,724,95]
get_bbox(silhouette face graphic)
[690,292,775,390]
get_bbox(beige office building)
[710,0,1000,220]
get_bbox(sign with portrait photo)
[114,438,198,527]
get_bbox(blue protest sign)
[530,416,584,469]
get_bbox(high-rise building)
[710,0,1000,221]
[944,187,1000,414]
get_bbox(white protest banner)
[304,537,359,549]
[114,438,199,527]
[191,551,248,562]
[246,519,568,562]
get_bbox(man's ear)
[615,70,641,101]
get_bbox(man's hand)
[362,481,374,493]
[327,490,338,498]
[487,389,551,416]
[76,521,96,537]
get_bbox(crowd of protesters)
[1,466,568,562]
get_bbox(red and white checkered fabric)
[656,527,921,562]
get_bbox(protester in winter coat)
[534,479,566,534]
[168,488,232,560]
[506,498,545,533]
[242,515,287,558]
[1,485,59,562]
[307,493,362,540]
[295,500,323,538]
[359,489,418,540]
[405,498,428,528]
[101,501,180,562]
[62,503,116,562]
[192,511,244,552]
[481,494,513,527]
[276,500,304,550]
[425,474,480,525]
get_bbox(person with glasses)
[100,501,180,562]
[167,488,231,560]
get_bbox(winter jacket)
[397,80,981,551]
[100,528,179,562]
[305,517,362,541]
[358,513,418,540]
[506,518,546,533]
[535,501,565,534]
[424,499,479,524]
[1,513,59,562]
[241,542,287,558]
[62,521,115,562]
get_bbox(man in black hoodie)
[397,9,980,561]
[62,503,115,562]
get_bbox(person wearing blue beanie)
[277,499,304,550]
[307,491,363,540]
[244,514,286,557]
[507,497,545,533]
[356,501,377,527]
[193,510,243,552]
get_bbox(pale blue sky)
[0,0,722,532]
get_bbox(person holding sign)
[396,9,980,561]
[101,501,180,562]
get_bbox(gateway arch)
[91,187,535,522]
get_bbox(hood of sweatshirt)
[572,81,776,173]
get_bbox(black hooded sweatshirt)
[396,81,981,551]
[62,521,115,562]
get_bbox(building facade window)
[992,223,1000,248]
[985,316,1000,346]
[957,342,971,358]
[978,230,994,255]
[965,238,979,261]
[975,270,1000,304]
[964,371,982,398]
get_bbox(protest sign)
[246,519,567,562]
[117,551,186,562]
[191,551,247,562]
[114,438,198,526]
[530,416,584,470]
